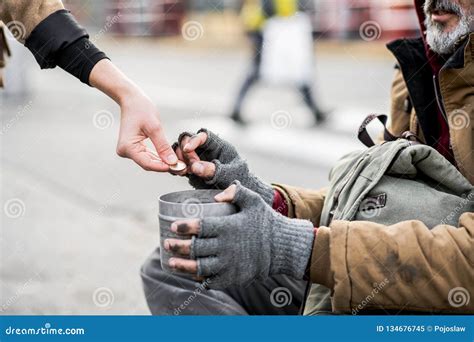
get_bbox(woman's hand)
[89,59,178,171]
[116,92,177,172]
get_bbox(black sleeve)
[24,9,108,86]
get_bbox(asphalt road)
[0,37,395,314]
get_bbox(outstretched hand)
[89,59,178,172]
[117,93,178,172]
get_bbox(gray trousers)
[140,248,307,315]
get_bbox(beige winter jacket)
[0,0,64,85]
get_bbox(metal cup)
[158,189,237,275]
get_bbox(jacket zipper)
[432,74,449,124]
[432,73,456,158]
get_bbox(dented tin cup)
[158,189,237,276]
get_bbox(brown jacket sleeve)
[272,183,327,226]
[387,67,412,136]
[310,213,474,313]
[376,67,413,143]
[0,0,64,43]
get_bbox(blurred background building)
[64,0,418,40]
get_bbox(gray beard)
[424,0,472,55]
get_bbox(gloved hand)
[173,129,274,205]
[163,181,315,289]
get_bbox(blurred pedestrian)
[231,0,327,125]
[0,0,178,172]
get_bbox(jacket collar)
[444,33,471,69]
[384,33,471,147]
[387,33,471,71]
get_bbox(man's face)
[424,0,473,54]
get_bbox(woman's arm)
[1,1,177,170]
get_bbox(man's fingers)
[169,258,197,274]
[147,125,178,165]
[190,161,216,180]
[174,145,185,162]
[132,151,170,172]
[214,184,237,203]
[197,257,220,277]
[171,219,200,236]
[183,132,208,153]
[164,238,191,256]
[179,135,200,163]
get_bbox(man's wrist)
[272,189,289,216]
[271,217,315,279]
